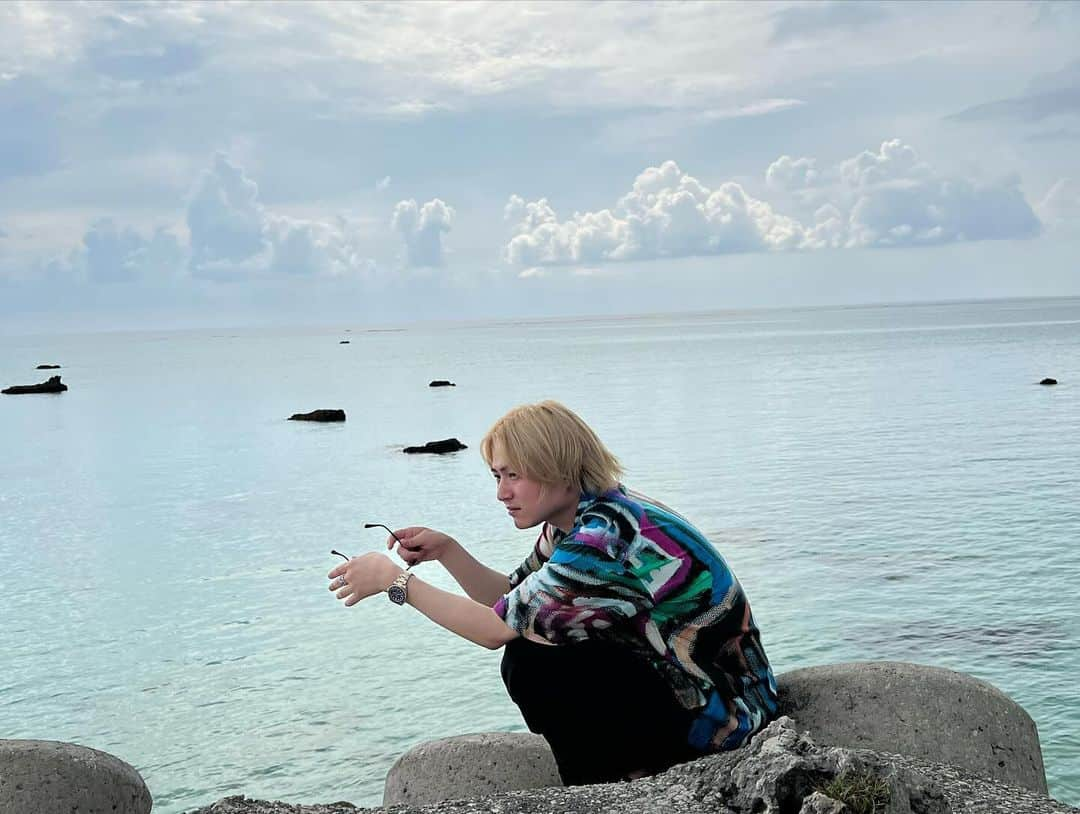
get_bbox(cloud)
[702,98,806,121]
[770,1,890,44]
[505,142,1043,266]
[505,160,804,267]
[845,175,1040,248]
[186,154,375,278]
[1038,178,1080,234]
[83,218,185,283]
[376,175,392,191]
[0,75,64,181]
[948,87,1080,124]
[835,140,1039,247]
[187,154,267,271]
[392,198,454,267]
[948,60,1080,123]
[766,155,822,191]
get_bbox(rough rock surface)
[403,438,467,454]
[288,409,346,422]
[2,375,68,394]
[185,718,1079,814]
[777,661,1047,792]
[0,739,152,814]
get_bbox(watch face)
[388,586,407,605]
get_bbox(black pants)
[500,637,702,786]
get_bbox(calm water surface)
[2,298,1078,811]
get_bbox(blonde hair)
[480,400,623,494]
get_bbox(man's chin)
[512,515,539,529]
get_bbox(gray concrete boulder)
[0,739,152,814]
[777,661,1047,793]
[187,717,1078,814]
[383,732,560,806]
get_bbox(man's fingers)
[328,565,344,579]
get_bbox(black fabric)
[500,636,703,786]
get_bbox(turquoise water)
[2,298,1078,812]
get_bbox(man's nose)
[497,481,512,501]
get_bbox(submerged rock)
[340,340,350,344]
[429,380,455,387]
[36,364,61,369]
[3,375,68,394]
[1040,378,1058,385]
[403,437,467,454]
[288,409,346,422]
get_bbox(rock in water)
[340,340,350,344]
[403,438,467,454]
[288,409,346,422]
[2,375,68,394]
[429,380,456,387]
[1040,378,1057,385]
[36,364,61,369]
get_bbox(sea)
[2,297,1078,812]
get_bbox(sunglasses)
[331,523,414,569]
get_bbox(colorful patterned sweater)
[492,486,778,751]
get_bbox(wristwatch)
[387,571,412,605]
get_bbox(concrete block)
[0,739,152,814]
[383,731,561,806]
[777,661,1047,793]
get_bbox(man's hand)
[328,553,403,607]
[386,527,456,567]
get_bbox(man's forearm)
[405,574,518,649]
[440,541,511,606]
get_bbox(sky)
[1,0,1079,334]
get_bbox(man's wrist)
[384,559,405,591]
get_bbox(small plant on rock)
[815,770,890,814]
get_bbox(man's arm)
[439,540,511,606]
[405,573,519,649]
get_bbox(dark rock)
[1040,378,1057,385]
[3,375,68,395]
[185,717,1080,814]
[36,364,61,369]
[340,340,350,344]
[288,409,346,422]
[429,380,456,387]
[403,438,467,454]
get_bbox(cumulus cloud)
[186,154,375,278]
[505,161,803,267]
[392,198,454,267]
[766,155,822,191]
[187,154,267,271]
[83,218,185,283]
[505,142,1043,267]
[837,141,1039,247]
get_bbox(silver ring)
[337,576,346,589]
